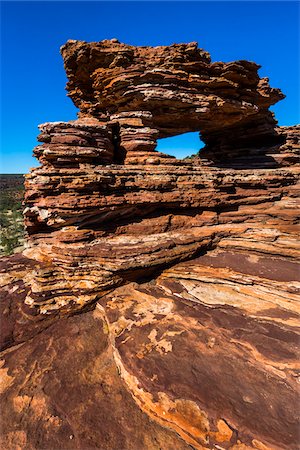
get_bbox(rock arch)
[61,39,284,165]
[3,39,299,450]
[23,40,298,314]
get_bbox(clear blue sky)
[1,1,299,173]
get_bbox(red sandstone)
[0,40,299,450]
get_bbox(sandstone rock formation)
[0,40,299,449]
[61,40,283,163]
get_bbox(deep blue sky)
[1,1,299,173]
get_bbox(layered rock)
[1,245,299,449]
[1,40,299,449]
[61,39,284,163]
[23,121,299,313]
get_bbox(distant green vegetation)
[0,175,25,256]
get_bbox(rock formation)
[61,40,283,161]
[0,40,299,450]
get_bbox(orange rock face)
[1,40,299,449]
[23,122,299,313]
[60,39,284,163]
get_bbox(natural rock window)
[156,132,205,159]
[23,39,295,316]
[2,38,299,450]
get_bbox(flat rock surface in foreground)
[0,249,299,449]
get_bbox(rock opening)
[156,132,205,159]
[23,39,298,316]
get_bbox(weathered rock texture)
[23,122,299,313]
[1,40,299,449]
[61,40,284,164]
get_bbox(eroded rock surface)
[23,123,299,313]
[61,39,283,163]
[1,248,299,449]
[1,40,299,449]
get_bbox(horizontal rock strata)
[1,40,299,449]
[23,122,299,313]
[61,40,283,160]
